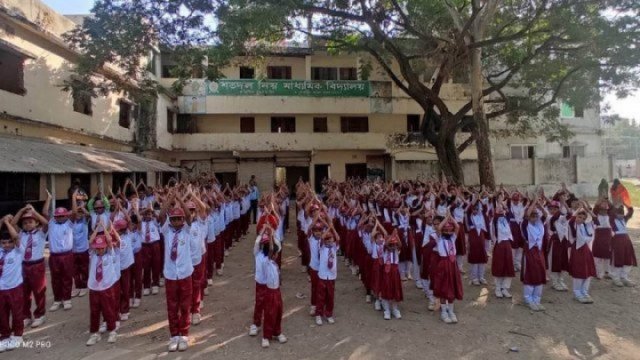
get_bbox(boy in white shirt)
[315,230,339,326]
[0,215,25,352]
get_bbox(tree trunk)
[435,134,465,185]
[470,45,496,189]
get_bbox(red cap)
[21,211,36,221]
[168,208,185,218]
[113,219,128,231]
[92,235,107,249]
[54,207,70,217]
[260,233,271,244]
[186,201,197,210]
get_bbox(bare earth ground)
[4,211,640,360]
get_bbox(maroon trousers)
[120,267,132,314]
[309,269,319,307]
[315,279,335,318]
[73,251,89,290]
[206,242,216,279]
[165,277,193,337]
[130,252,143,299]
[22,260,46,319]
[141,242,162,289]
[89,286,117,333]
[191,259,205,314]
[262,287,283,340]
[0,285,24,339]
[49,252,74,302]
[214,236,225,269]
[253,282,267,327]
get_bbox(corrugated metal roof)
[0,136,177,173]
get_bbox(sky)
[43,0,638,121]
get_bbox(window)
[166,108,175,133]
[161,65,177,78]
[271,117,295,133]
[340,117,369,133]
[407,115,421,133]
[563,145,585,158]
[0,172,40,201]
[339,67,358,80]
[311,67,337,80]
[510,145,535,159]
[118,100,133,128]
[239,66,255,79]
[240,117,255,133]
[560,101,584,118]
[0,47,26,95]
[72,89,92,116]
[176,114,196,133]
[267,66,292,79]
[313,117,328,133]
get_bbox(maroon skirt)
[420,243,436,279]
[399,231,413,263]
[520,246,547,285]
[592,228,612,259]
[611,234,638,267]
[510,222,524,249]
[491,240,515,277]
[345,229,358,262]
[370,259,383,297]
[361,255,372,291]
[569,244,596,279]
[455,222,467,255]
[548,235,570,273]
[380,263,403,302]
[467,231,488,264]
[299,230,310,267]
[431,256,464,302]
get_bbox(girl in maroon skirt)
[592,200,613,279]
[370,222,387,312]
[466,201,490,285]
[609,205,637,287]
[568,207,597,304]
[419,213,439,311]
[395,206,413,281]
[546,200,571,291]
[449,196,468,274]
[520,200,548,312]
[380,229,403,320]
[508,193,527,272]
[431,215,463,324]
[490,206,515,298]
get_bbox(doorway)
[314,164,330,194]
[276,166,310,197]
[215,172,237,188]
[345,163,367,180]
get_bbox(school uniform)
[213,209,226,270]
[592,215,613,278]
[20,229,46,321]
[252,244,268,328]
[450,204,468,271]
[72,218,90,292]
[316,244,338,318]
[0,244,25,340]
[370,241,384,298]
[308,235,321,309]
[359,231,373,293]
[261,255,283,340]
[48,219,75,302]
[190,218,207,316]
[205,210,218,280]
[224,203,234,250]
[140,219,162,290]
[88,249,119,334]
[490,216,515,293]
[380,248,403,302]
[609,210,638,282]
[547,213,571,287]
[419,225,437,301]
[520,220,547,306]
[118,232,137,315]
[431,235,464,303]
[508,202,527,270]
[466,209,490,282]
[161,222,198,337]
[396,214,414,279]
[129,230,143,301]
[568,220,596,298]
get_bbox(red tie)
[24,231,34,261]
[170,229,180,261]
[145,222,151,243]
[328,247,334,270]
[96,256,103,282]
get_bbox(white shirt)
[48,220,74,253]
[207,212,218,243]
[90,212,111,231]
[318,244,338,280]
[262,256,280,290]
[436,236,457,257]
[20,229,46,261]
[141,220,161,243]
[0,244,24,290]
[254,252,268,285]
[190,219,207,265]
[422,225,436,246]
[383,248,399,265]
[224,204,233,225]
[232,201,241,220]
[308,235,320,271]
[119,232,135,270]
[574,222,594,249]
[526,221,545,250]
[161,223,198,280]
[88,249,119,291]
[130,230,142,254]
[492,217,513,243]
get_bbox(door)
[345,163,367,180]
[314,164,330,194]
[285,166,309,198]
[215,172,237,187]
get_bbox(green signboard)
[206,79,370,97]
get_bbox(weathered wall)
[238,160,275,193]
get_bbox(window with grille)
[407,115,420,133]
[0,172,40,201]
[340,117,369,133]
[339,67,358,80]
[166,108,175,133]
[239,67,255,79]
[0,47,26,95]
[563,145,585,158]
[311,67,337,80]
[510,145,535,159]
[240,117,255,133]
[72,89,92,116]
[271,117,295,133]
[313,117,328,133]
[267,66,292,79]
[119,101,133,128]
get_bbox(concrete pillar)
[98,173,105,193]
[48,174,56,212]
[147,171,156,187]
[532,157,537,185]
[305,55,312,80]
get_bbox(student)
[46,205,76,312]
[257,231,287,348]
[419,213,439,311]
[86,226,119,346]
[186,194,209,326]
[307,221,323,317]
[128,215,143,309]
[380,230,403,320]
[466,200,490,285]
[11,203,48,329]
[592,200,613,279]
[0,215,25,352]
[568,207,597,303]
[520,200,548,311]
[490,206,515,298]
[432,215,463,324]
[315,228,339,326]
[546,200,571,291]
[609,205,637,287]
[140,205,162,296]
[113,219,135,321]
[71,201,90,298]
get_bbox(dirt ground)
[4,212,640,360]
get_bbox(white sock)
[572,278,583,297]
[582,277,591,296]
[523,285,534,303]
[503,277,512,289]
[533,285,543,304]
[478,264,485,279]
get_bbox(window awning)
[0,136,177,174]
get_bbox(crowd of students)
[0,175,637,353]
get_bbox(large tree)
[64,0,640,185]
